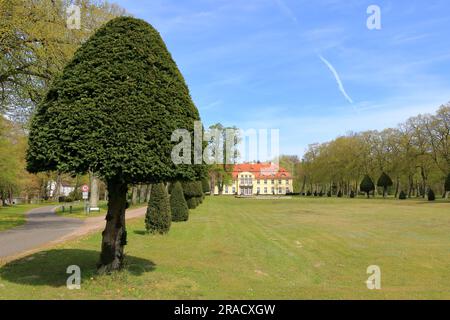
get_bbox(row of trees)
[145,180,206,234]
[299,105,450,198]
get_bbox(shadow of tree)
[0,249,155,287]
[133,230,147,235]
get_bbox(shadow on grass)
[133,230,147,236]
[0,249,155,287]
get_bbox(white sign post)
[81,185,89,214]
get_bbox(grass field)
[0,196,449,299]
[56,201,147,219]
[0,203,56,232]
[56,201,109,219]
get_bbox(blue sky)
[113,0,450,157]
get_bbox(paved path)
[0,205,147,261]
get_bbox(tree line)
[298,105,450,198]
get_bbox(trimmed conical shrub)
[428,189,436,201]
[202,178,210,194]
[377,172,393,198]
[399,190,407,200]
[360,175,375,198]
[337,190,343,198]
[327,191,332,197]
[350,190,355,198]
[186,197,197,209]
[146,183,171,234]
[182,181,204,209]
[170,182,189,222]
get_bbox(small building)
[214,163,293,196]
[48,181,75,197]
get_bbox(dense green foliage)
[360,175,375,198]
[145,183,171,234]
[181,181,204,209]
[377,172,394,197]
[201,178,210,194]
[170,182,189,222]
[26,16,203,184]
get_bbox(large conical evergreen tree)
[146,183,171,234]
[26,17,204,272]
[360,175,375,198]
[377,172,393,198]
[170,182,189,222]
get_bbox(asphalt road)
[0,206,83,259]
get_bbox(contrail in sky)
[273,0,298,25]
[318,55,354,104]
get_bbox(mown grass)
[0,203,56,232]
[55,201,109,219]
[0,196,449,299]
[56,201,147,219]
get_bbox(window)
[264,187,267,193]
[271,179,274,184]
[257,187,260,193]
[264,179,267,184]
[225,186,229,194]
[271,187,275,194]
[279,179,282,184]
[232,187,236,193]
[257,180,260,184]
[286,187,290,193]
[278,187,282,194]
[286,179,289,184]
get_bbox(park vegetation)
[26,17,205,272]
[299,105,450,198]
[145,183,171,234]
[170,182,189,222]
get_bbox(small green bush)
[145,183,171,234]
[428,189,436,201]
[399,190,407,200]
[170,182,189,222]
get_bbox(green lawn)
[0,203,56,232]
[56,201,147,219]
[56,201,109,219]
[1,196,450,299]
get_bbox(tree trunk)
[89,173,100,208]
[131,186,138,205]
[98,180,128,273]
[145,184,151,202]
[394,177,400,198]
[139,184,147,203]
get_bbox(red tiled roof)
[231,163,292,179]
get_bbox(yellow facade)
[213,171,293,196]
